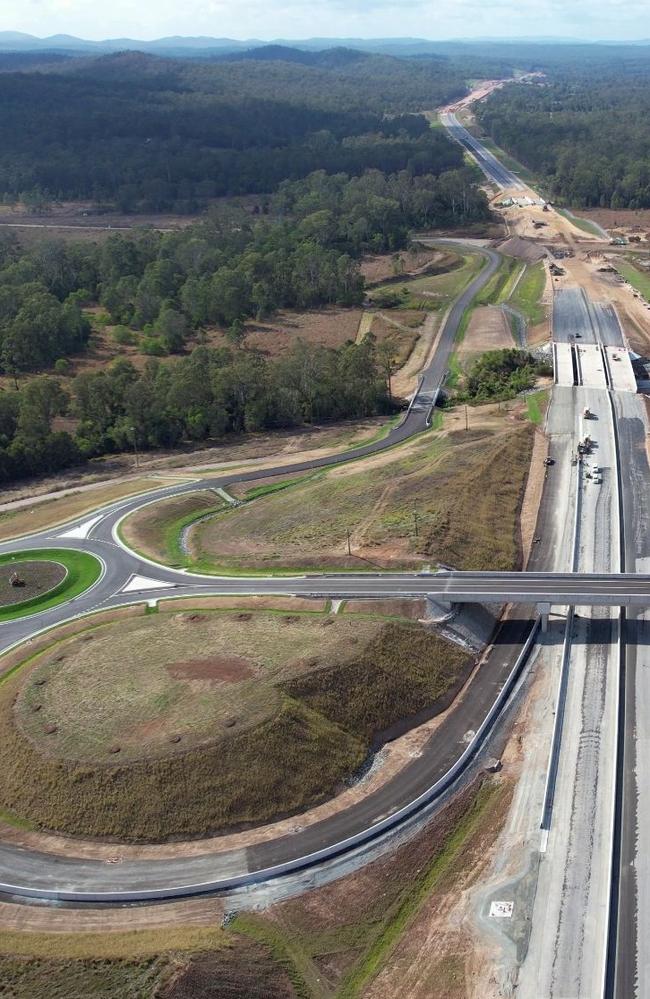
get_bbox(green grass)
[475,256,519,306]
[373,251,485,312]
[615,259,650,300]
[556,208,604,237]
[526,389,549,425]
[243,472,318,501]
[0,550,101,622]
[446,352,462,389]
[508,261,546,326]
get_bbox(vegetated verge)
[233,774,512,999]
[0,549,101,621]
[0,609,472,840]
[156,419,535,573]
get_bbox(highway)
[0,116,644,962]
[439,111,523,190]
[436,104,644,997]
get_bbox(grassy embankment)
[234,775,511,999]
[0,609,470,840]
[508,260,546,326]
[123,420,534,575]
[556,208,605,237]
[369,250,484,312]
[526,389,549,426]
[615,258,650,300]
[0,776,511,999]
[0,550,101,622]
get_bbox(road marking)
[58,515,104,539]
[121,574,176,593]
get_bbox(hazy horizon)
[2,0,649,45]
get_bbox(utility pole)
[346,529,352,557]
[465,405,469,431]
[413,511,419,539]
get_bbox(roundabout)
[0,241,524,902]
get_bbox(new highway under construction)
[0,82,647,999]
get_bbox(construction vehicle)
[583,406,592,418]
[592,463,601,484]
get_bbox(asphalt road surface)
[439,112,523,190]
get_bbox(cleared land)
[0,609,470,840]
[0,561,66,608]
[458,305,515,365]
[233,775,509,999]
[368,251,484,312]
[360,247,449,285]
[0,775,508,998]
[183,420,534,572]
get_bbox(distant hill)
[2,32,639,59]
[216,45,370,67]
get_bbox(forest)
[475,58,650,208]
[0,165,490,374]
[0,48,472,212]
[0,160,490,482]
[0,339,391,485]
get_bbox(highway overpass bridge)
[295,571,650,618]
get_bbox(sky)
[3,0,650,42]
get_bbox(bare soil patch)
[497,236,546,263]
[168,655,254,683]
[361,247,446,284]
[459,305,514,360]
[239,776,507,998]
[577,207,650,238]
[0,560,66,607]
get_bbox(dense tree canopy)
[0,338,392,485]
[0,51,472,213]
[0,165,490,373]
[476,63,650,209]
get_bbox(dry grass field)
[187,421,534,572]
[0,610,470,840]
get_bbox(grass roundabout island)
[0,549,102,621]
[0,604,473,842]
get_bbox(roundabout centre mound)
[0,608,472,842]
[0,560,66,608]
[0,549,102,621]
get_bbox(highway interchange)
[0,94,647,998]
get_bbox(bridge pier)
[537,602,552,632]
[425,597,455,622]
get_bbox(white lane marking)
[540,828,549,854]
[58,515,104,539]
[121,574,176,593]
